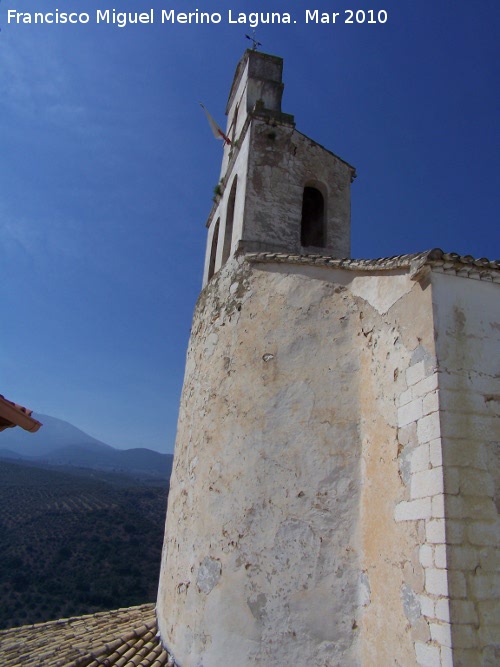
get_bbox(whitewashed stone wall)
[219,51,284,180]
[202,127,250,285]
[158,257,498,667]
[203,116,354,286]
[158,257,442,666]
[395,359,452,667]
[433,272,499,667]
[241,121,353,258]
[159,257,365,666]
[394,269,499,667]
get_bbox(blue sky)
[1,0,498,453]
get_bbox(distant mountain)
[0,413,172,480]
[0,448,23,460]
[1,413,114,457]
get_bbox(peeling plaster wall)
[357,269,437,667]
[157,258,436,667]
[432,272,500,667]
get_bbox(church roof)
[246,248,500,282]
[0,604,177,667]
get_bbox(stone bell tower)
[202,49,355,286]
[157,50,359,667]
[157,50,500,667]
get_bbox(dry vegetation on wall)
[0,460,168,629]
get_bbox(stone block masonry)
[395,271,500,667]
[395,355,453,667]
[435,273,499,666]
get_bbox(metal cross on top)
[245,31,262,50]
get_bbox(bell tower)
[156,49,500,667]
[203,49,356,286]
[157,51,360,667]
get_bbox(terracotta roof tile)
[0,394,42,433]
[0,604,177,667]
[245,248,500,282]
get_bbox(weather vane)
[245,31,262,51]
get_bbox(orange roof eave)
[0,395,42,433]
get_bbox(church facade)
[157,50,500,667]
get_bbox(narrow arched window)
[301,186,325,247]
[207,218,220,281]
[222,176,237,264]
[231,104,239,144]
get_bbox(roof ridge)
[245,248,500,279]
